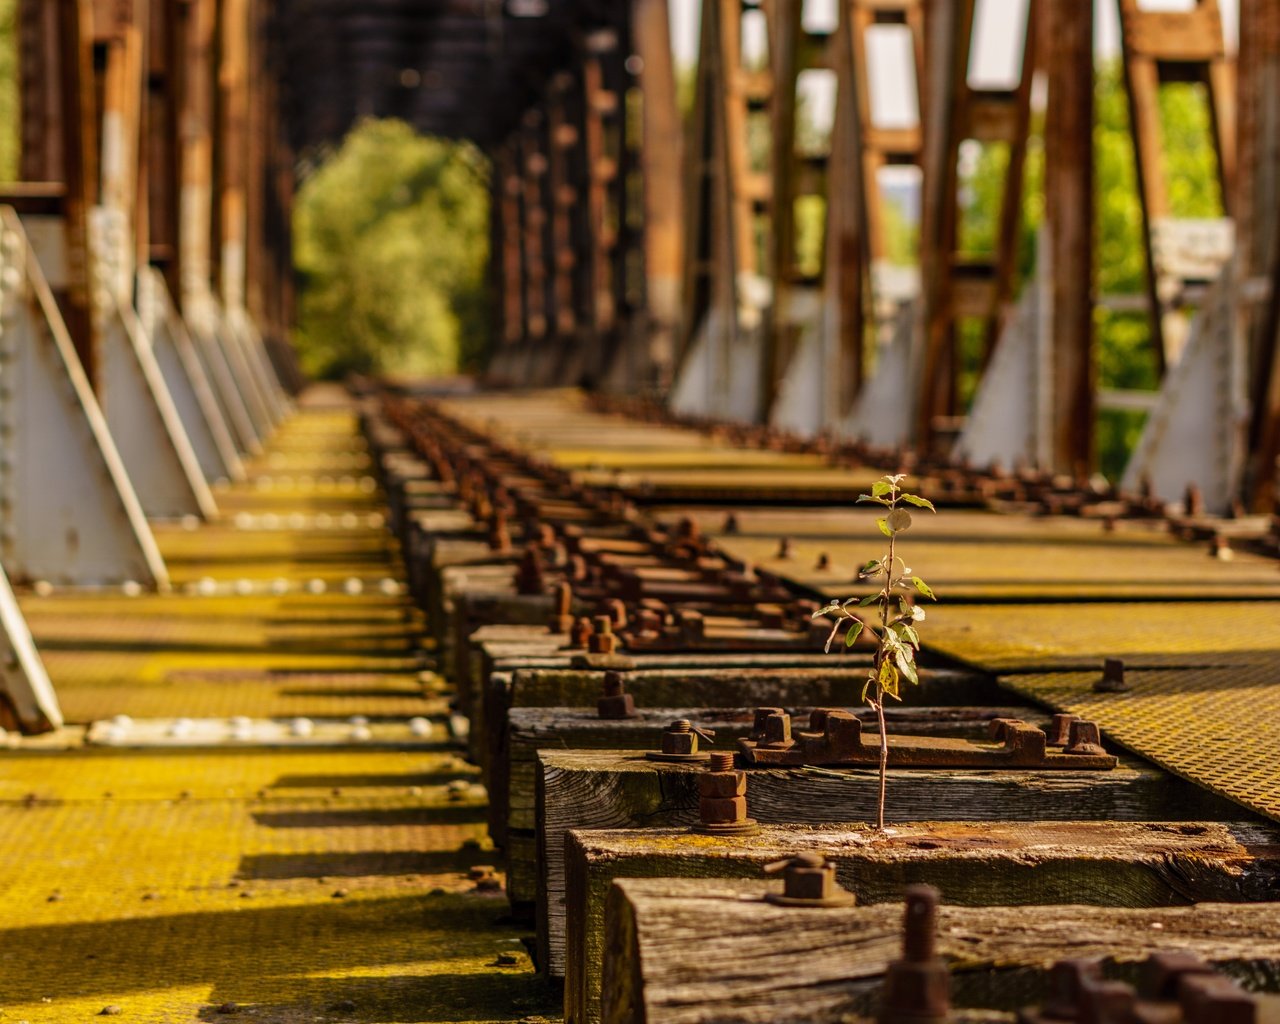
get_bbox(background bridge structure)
[3,4,1280,1023]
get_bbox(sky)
[668,0,1240,139]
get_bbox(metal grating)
[1001,665,1280,824]
[710,535,1280,602]
[921,602,1280,672]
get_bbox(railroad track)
[363,384,1280,1024]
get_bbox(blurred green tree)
[293,119,490,380]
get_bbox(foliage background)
[292,120,490,380]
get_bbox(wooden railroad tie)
[600,877,1280,1024]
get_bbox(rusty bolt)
[1029,959,1103,1021]
[763,851,856,908]
[487,509,511,553]
[695,752,757,834]
[646,719,716,761]
[602,598,627,630]
[588,615,618,655]
[569,616,594,650]
[1177,973,1256,1023]
[514,546,544,596]
[675,516,701,544]
[1185,482,1204,517]
[596,670,636,720]
[753,708,793,749]
[1141,952,1217,1001]
[549,581,574,634]
[1093,658,1129,693]
[987,717,1027,742]
[1044,713,1079,747]
[676,609,706,640]
[1064,720,1107,757]
[879,885,950,1024]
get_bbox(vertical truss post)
[1117,0,1236,372]
[519,111,551,376]
[1240,0,1280,509]
[916,0,1035,451]
[18,0,63,182]
[671,0,769,420]
[179,0,261,455]
[825,0,925,422]
[144,0,184,303]
[546,73,580,377]
[493,144,526,380]
[56,0,100,386]
[763,0,803,417]
[1044,0,1095,476]
[580,29,625,386]
[630,0,684,391]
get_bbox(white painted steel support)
[136,269,245,484]
[188,298,263,456]
[0,208,169,588]
[769,289,827,436]
[89,211,218,520]
[227,305,289,428]
[222,307,274,433]
[839,301,920,447]
[669,309,767,423]
[1122,259,1249,513]
[100,294,218,518]
[953,244,1053,470]
[0,562,61,734]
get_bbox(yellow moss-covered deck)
[0,396,557,1024]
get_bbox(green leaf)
[871,480,893,498]
[898,623,920,647]
[860,676,875,703]
[886,473,907,484]
[844,620,865,647]
[911,576,936,600]
[858,559,883,579]
[886,508,913,533]
[811,601,841,619]
[910,605,926,622]
[876,517,892,537]
[900,493,936,512]
[878,658,900,699]
[858,594,879,607]
[894,649,919,685]
[856,494,891,506]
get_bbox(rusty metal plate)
[737,708,1115,769]
[1000,664,1280,823]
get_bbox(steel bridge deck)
[434,389,1280,828]
[0,392,556,1024]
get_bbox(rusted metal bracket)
[737,707,1117,770]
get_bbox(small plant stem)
[874,488,899,833]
